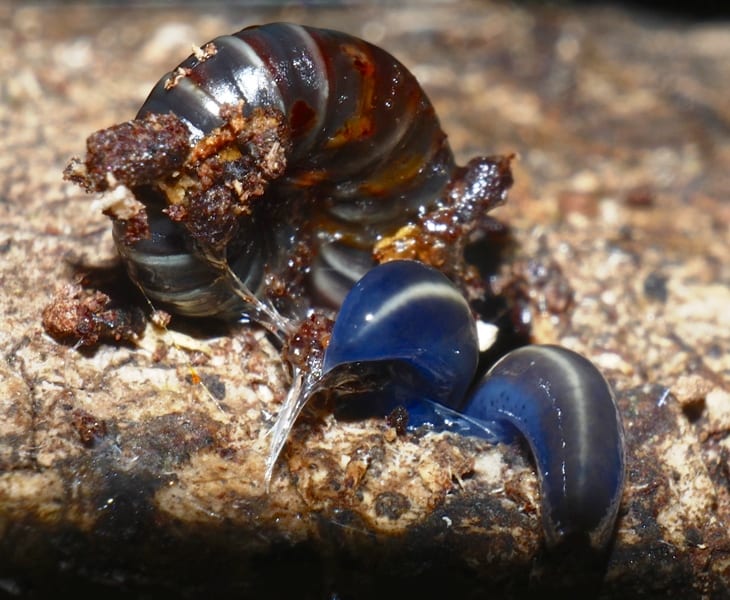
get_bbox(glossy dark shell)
[114,23,455,321]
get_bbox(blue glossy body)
[312,260,625,550]
[462,345,625,549]
[323,260,479,415]
[263,260,480,484]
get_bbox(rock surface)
[0,2,728,598]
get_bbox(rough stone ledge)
[1,3,728,598]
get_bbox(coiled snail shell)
[111,22,467,334]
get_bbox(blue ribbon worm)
[264,260,479,482]
[272,260,625,550]
[463,345,625,549]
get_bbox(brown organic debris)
[63,112,191,193]
[386,405,409,435]
[71,409,109,448]
[64,104,291,256]
[506,255,574,317]
[374,155,514,299]
[42,283,145,347]
[282,313,334,375]
[157,104,290,251]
